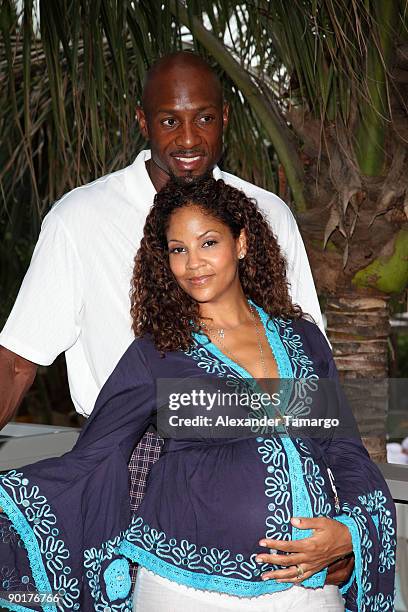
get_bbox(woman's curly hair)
[130,177,302,352]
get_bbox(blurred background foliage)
[0,1,407,451]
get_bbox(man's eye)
[203,240,217,247]
[162,118,177,127]
[199,115,214,124]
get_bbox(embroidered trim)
[301,454,332,516]
[0,598,37,612]
[0,483,57,612]
[253,314,328,587]
[119,516,275,588]
[191,330,253,381]
[256,436,328,588]
[337,490,396,611]
[358,490,396,573]
[251,305,293,379]
[83,535,133,611]
[185,340,246,383]
[0,473,80,611]
[272,318,316,379]
[118,540,295,597]
[334,514,363,611]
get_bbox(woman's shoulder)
[127,334,185,367]
[273,315,333,362]
[108,335,161,380]
[127,334,164,363]
[288,315,323,336]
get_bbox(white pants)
[133,567,345,611]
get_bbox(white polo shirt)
[0,150,323,417]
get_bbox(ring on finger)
[295,564,304,580]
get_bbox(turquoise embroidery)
[84,534,133,611]
[119,539,297,597]
[0,598,38,612]
[252,306,293,379]
[337,491,396,612]
[118,541,298,597]
[370,593,395,610]
[120,515,271,581]
[372,514,380,534]
[103,558,131,601]
[295,437,332,517]
[256,436,328,589]
[334,513,363,610]
[273,318,316,378]
[300,453,332,516]
[0,472,80,611]
[358,490,396,573]
[256,437,292,541]
[191,306,293,381]
[252,315,328,587]
[185,342,239,378]
[118,516,302,596]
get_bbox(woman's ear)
[237,229,247,259]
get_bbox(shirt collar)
[132,149,222,196]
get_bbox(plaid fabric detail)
[128,430,163,585]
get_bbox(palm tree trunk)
[325,293,389,463]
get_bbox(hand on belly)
[254,516,353,584]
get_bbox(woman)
[0,178,396,612]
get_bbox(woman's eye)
[162,118,177,127]
[169,246,185,254]
[203,240,217,247]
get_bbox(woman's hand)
[255,516,353,583]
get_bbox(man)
[0,51,351,584]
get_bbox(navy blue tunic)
[0,306,396,611]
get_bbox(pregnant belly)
[138,439,293,557]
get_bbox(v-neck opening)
[192,302,293,380]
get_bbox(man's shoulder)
[40,153,151,240]
[51,164,132,217]
[219,169,294,221]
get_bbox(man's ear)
[136,107,149,140]
[222,102,230,130]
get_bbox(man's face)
[137,65,229,184]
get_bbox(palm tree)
[1,1,407,459]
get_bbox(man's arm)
[0,346,37,430]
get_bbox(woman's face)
[166,204,246,304]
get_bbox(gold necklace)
[201,303,269,378]
[200,319,246,340]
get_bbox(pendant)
[218,329,225,339]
